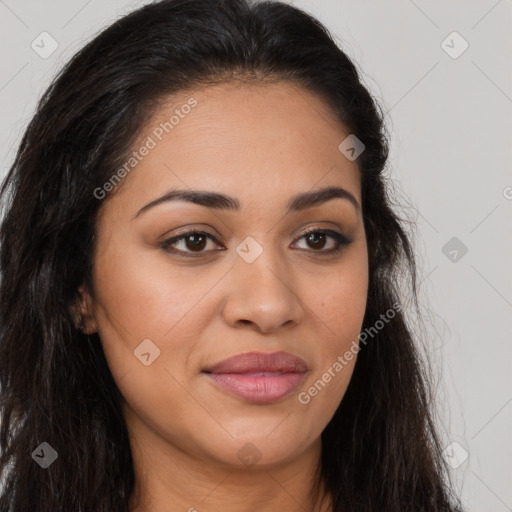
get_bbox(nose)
[221,249,305,334]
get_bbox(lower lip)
[205,372,306,403]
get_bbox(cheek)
[92,235,226,335]
[90,241,223,385]
[297,248,368,414]
[312,246,368,347]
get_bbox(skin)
[79,80,369,512]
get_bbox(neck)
[125,408,332,512]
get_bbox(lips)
[203,351,308,403]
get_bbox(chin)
[201,426,317,469]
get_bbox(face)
[84,81,368,469]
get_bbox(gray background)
[1,1,511,510]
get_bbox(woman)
[0,0,461,510]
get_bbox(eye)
[292,229,352,254]
[160,228,352,257]
[160,230,223,256]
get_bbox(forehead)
[103,80,362,216]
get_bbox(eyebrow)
[134,185,360,218]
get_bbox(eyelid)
[160,229,223,252]
[291,227,353,252]
[295,226,351,243]
[160,225,352,256]
[159,224,221,242]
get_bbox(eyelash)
[159,228,352,257]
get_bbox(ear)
[72,284,98,335]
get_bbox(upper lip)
[203,351,308,374]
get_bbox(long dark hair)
[0,0,459,510]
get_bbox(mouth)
[202,351,308,404]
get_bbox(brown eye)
[161,228,351,257]
[183,233,207,251]
[293,229,352,254]
[160,230,222,255]
[305,232,327,250]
